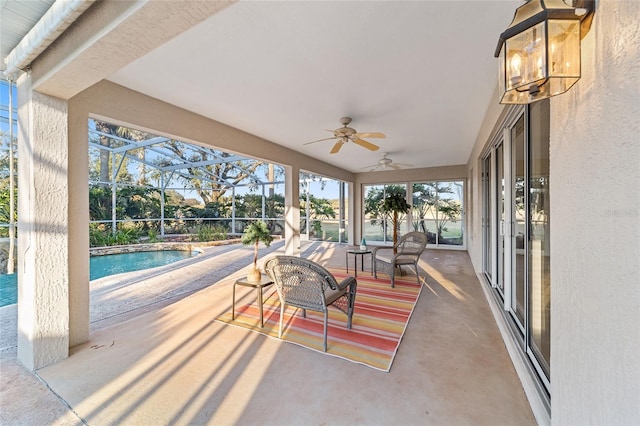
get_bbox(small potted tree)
[241,220,273,282]
[381,192,411,251]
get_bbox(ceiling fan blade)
[330,141,344,154]
[303,137,336,145]
[355,132,385,139]
[360,163,379,169]
[353,138,380,151]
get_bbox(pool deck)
[1,242,272,355]
[0,241,535,425]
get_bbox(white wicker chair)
[372,231,427,287]
[264,256,357,352]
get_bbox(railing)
[90,217,286,237]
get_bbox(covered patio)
[2,241,534,425]
[1,0,638,425]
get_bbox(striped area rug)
[216,269,423,371]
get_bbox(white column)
[16,73,72,370]
[67,97,90,348]
[284,165,300,256]
[347,181,355,245]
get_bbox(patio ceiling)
[106,1,520,173]
[3,0,521,174]
[0,0,55,67]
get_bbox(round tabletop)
[347,249,372,254]
[235,275,274,287]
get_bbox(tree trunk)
[393,211,398,254]
[253,241,259,267]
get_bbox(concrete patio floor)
[0,241,535,425]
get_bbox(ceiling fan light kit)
[362,152,413,172]
[304,117,385,154]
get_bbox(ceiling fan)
[304,117,385,154]
[362,153,413,171]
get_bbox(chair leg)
[279,303,284,338]
[323,312,328,352]
[414,262,421,285]
[391,265,395,288]
[340,283,356,330]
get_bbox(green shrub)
[89,224,140,247]
[210,224,228,241]
[311,220,322,236]
[147,227,158,242]
[196,224,227,242]
[89,225,109,247]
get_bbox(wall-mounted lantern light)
[495,0,595,104]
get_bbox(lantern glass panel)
[498,46,506,96]
[505,22,546,91]
[548,20,580,78]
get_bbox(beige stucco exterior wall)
[466,1,640,423]
[550,1,640,423]
[67,97,91,347]
[16,75,72,370]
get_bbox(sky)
[0,81,17,138]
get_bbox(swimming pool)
[0,250,196,307]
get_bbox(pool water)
[0,250,196,307]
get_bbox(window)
[412,181,465,247]
[363,184,407,243]
[363,181,465,248]
[300,173,347,243]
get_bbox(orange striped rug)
[216,269,423,371]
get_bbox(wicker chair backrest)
[396,231,428,255]
[265,256,340,312]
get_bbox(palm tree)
[241,220,273,281]
[381,192,411,251]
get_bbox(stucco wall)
[17,78,71,370]
[465,1,640,423]
[550,1,640,424]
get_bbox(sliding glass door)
[512,114,526,331]
[482,141,504,296]
[528,101,551,381]
[482,102,551,391]
[482,155,493,281]
[496,141,506,296]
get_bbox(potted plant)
[381,192,411,251]
[241,220,273,282]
